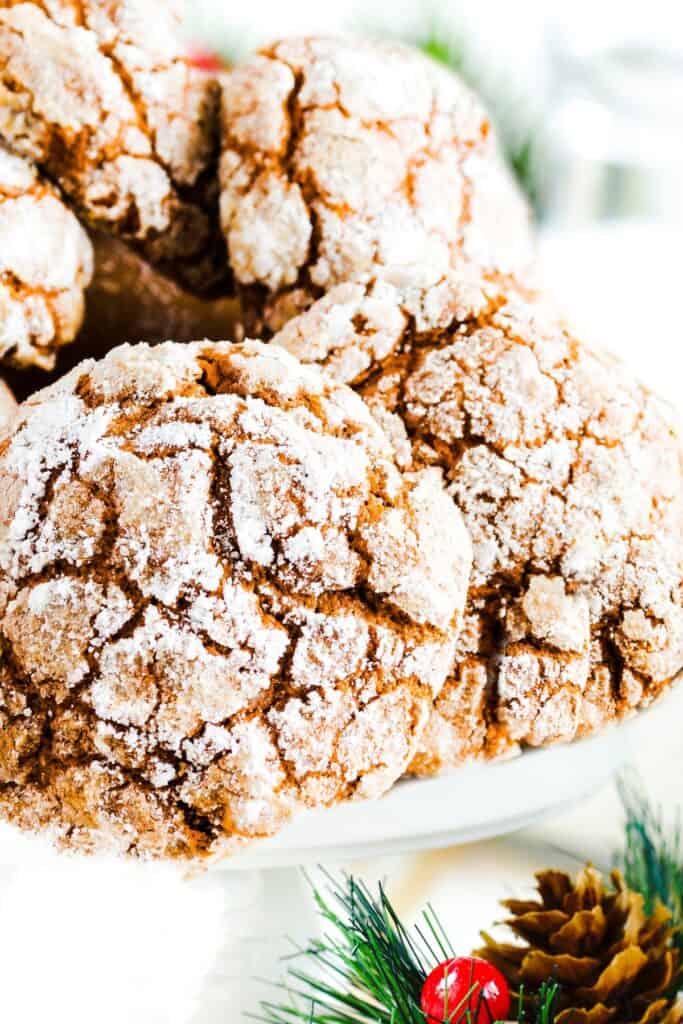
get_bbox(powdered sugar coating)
[0,143,93,369]
[0,0,225,295]
[0,339,470,858]
[273,274,683,771]
[219,36,533,334]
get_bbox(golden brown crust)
[0,0,227,295]
[219,36,533,335]
[0,339,471,858]
[273,273,683,771]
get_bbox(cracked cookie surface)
[0,142,93,370]
[273,273,683,772]
[219,36,533,335]
[0,339,471,858]
[0,0,226,295]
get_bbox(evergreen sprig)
[252,869,559,1024]
[254,777,683,1024]
[616,774,683,949]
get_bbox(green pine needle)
[534,982,560,1024]
[417,28,466,75]
[616,773,683,946]
[419,31,465,75]
[251,777,683,1024]
[252,870,560,1024]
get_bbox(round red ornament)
[186,47,224,71]
[420,956,511,1022]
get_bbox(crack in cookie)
[0,339,472,859]
[219,36,534,335]
[0,0,227,296]
[272,272,683,772]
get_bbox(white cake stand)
[0,686,677,1024]
[190,684,679,1022]
[226,722,627,871]
[227,681,683,871]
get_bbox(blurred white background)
[5,2,683,1022]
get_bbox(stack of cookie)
[0,3,681,861]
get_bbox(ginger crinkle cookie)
[0,0,226,295]
[274,274,683,772]
[0,143,93,370]
[219,36,533,334]
[0,340,471,859]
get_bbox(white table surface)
[2,221,682,1023]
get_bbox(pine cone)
[475,866,683,1023]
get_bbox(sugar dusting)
[0,339,471,859]
[273,273,683,771]
[0,0,225,293]
[0,143,93,370]
[220,36,533,333]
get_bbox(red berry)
[186,47,224,72]
[420,956,511,1023]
